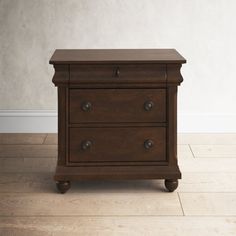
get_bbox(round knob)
[81,102,92,112]
[81,140,92,150]
[144,101,154,111]
[144,139,154,149]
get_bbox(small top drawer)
[70,64,166,83]
[69,89,166,123]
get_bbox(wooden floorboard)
[0,133,236,235]
[1,172,236,193]
[0,145,57,158]
[0,158,56,173]
[0,192,182,216]
[0,216,236,236]
[43,134,57,145]
[0,133,47,145]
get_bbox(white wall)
[0,0,235,132]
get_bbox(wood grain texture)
[166,64,184,85]
[0,134,46,145]
[52,65,69,86]
[69,127,166,163]
[190,145,236,158]
[0,158,56,173]
[167,86,178,166]
[178,133,236,145]
[1,171,236,193]
[50,49,186,64]
[179,172,236,192]
[0,173,54,193]
[179,157,236,172]
[0,145,57,158]
[0,173,164,193]
[69,89,166,123]
[50,49,184,190]
[178,145,194,159]
[70,64,166,84]
[57,87,67,165]
[43,134,57,145]
[54,165,181,181]
[1,217,235,236]
[0,192,182,216]
[1,134,236,236]
[180,193,236,216]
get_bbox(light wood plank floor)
[0,133,236,236]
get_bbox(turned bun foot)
[164,179,178,192]
[56,181,71,194]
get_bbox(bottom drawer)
[69,127,166,163]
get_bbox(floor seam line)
[188,144,196,158]
[42,134,48,144]
[177,192,185,216]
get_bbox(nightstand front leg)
[56,181,71,194]
[164,179,178,192]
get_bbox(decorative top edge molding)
[166,64,184,85]
[49,49,186,65]
[52,65,69,86]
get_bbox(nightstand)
[49,49,186,193]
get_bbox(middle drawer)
[69,89,166,123]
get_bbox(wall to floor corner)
[1,0,236,132]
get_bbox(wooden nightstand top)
[49,49,186,64]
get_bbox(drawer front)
[69,127,166,163]
[70,64,166,83]
[69,89,166,123]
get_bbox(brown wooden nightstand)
[50,49,186,193]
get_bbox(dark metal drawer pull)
[144,139,154,149]
[115,67,120,77]
[81,140,92,150]
[81,101,92,112]
[144,101,154,111]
